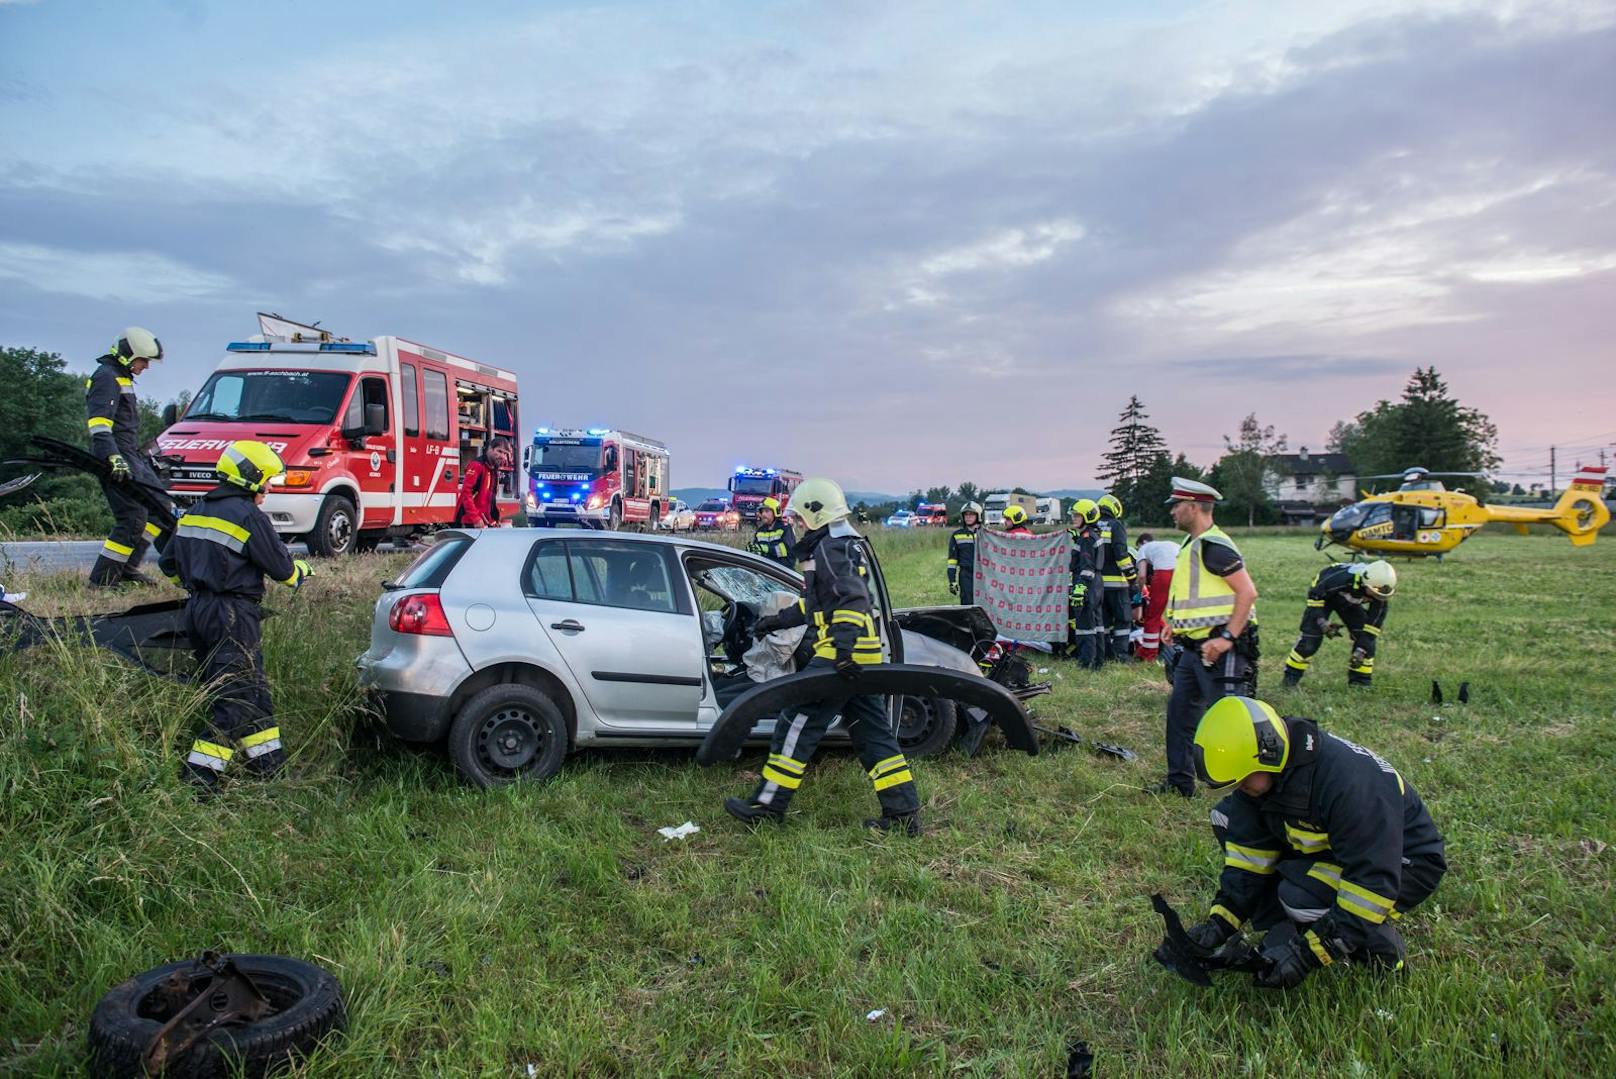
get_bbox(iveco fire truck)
[156,314,520,556]
[524,428,669,529]
[726,466,802,522]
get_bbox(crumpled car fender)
[696,662,1037,764]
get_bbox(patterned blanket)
[972,529,1073,642]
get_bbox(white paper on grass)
[657,821,701,841]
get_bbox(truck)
[156,313,520,557]
[982,491,1037,527]
[727,466,803,522]
[1035,496,1064,525]
[524,427,669,530]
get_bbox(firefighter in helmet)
[724,477,922,835]
[946,501,983,604]
[159,441,313,791]
[1002,503,1032,534]
[1066,498,1104,668]
[1283,561,1396,688]
[747,496,797,568]
[84,327,176,587]
[1156,696,1446,988]
[1096,493,1138,660]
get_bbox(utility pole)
[1550,445,1556,492]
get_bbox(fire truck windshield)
[531,442,602,474]
[730,475,776,496]
[187,370,352,425]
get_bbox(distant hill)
[672,487,905,506]
[1043,488,1106,500]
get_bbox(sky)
[2,0,1614,493]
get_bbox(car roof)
[437,527,794,572]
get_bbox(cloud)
[0,241,237,304]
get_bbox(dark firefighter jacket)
[84,354,144,461]
[1097,512,1137,589]
[1068,524,1101,587]
[774,522,882,665]
[1306,564,1389,630]
[749,519,796,566]
[159,485,302,599]
[1211,717,1445,951]
[946,525,978,585]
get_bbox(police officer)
[84,327,175,587]
[724,477,922,835]
[747,496,797,568]
[946,501,982,604]
[1283,561,1396,688]
[1096,493,1138,660]
[1153,477,1259,797]
[1001,503,1032,535]
[1162,696,1446,988]
[1065,498,1104,668]
[159,441,313,790]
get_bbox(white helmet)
[116,326,163,365]
[1362,560,1397,599]
[961,501,983,519]
[789,477,851,531]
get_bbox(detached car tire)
[447,683,569,787]
[896,696,958,758]
[87,954,345,1078]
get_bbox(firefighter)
[724,477,922,835]
[84,327,175,587]
[946,501,983,604]
[453,438,511,528]
[1065,498,1104,668]
[1153,477,1259,797]
[1283,561,1396,688]
[747,496,797,568]
[1162,696,1446,988]
[1002,503,1032,534]
[158,441,313,791]
[1096,493,1138,661]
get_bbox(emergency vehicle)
[726,466,803,522]
[156,314,520,556]
[917,502,949,526]
[524,427,669,529]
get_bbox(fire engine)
[727,466,803,522]
[524,428,670,530]
[156,314,520,556]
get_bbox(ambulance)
[524,427,670,530]
[156,314,521,556]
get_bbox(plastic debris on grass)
[657,821,701,841]
[865,1009,886,1022]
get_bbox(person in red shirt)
[454,439,511,527]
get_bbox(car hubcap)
[479,708,542,771]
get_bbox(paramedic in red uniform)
[454,439,511,528]
[1135,532,1180,661]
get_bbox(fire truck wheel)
[307,496,357,557]
[607,500,622,532]
[87,954,345,1078]
[447,684,569,788]
[646,503,660,533]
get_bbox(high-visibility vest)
[1167,525,1246,640]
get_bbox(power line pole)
[1550,445,1556,492]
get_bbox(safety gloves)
[108,454,131,483]
[834,653,861,681]
[750,614,784,639]
[947,578,959,595]
[1184,916,1237,953]
[290,559,315,589]
[1253,921,1346,989]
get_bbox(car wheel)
[646,503,660,534]
[607,500,623,532]
[88,954,345,1078]
[895,696,958,758]
[447,683,569,788]
[307,495,357,557]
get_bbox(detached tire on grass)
[447,683,570,787]
[88,954,344,1078]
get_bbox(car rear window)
[395,536,471,589]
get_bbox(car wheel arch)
[447,661,577,748]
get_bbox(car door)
[522,538,706,729]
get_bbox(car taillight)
[389,593,454,636]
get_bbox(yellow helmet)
[1098,493,1123,518]
[789,477,850,530]
[1072,498,1100,525]
[216,440,285,494]
[761,496,781,514]
[1362,559,1397,599]
[1003,504,1028,527]
[1193,696,1290,791]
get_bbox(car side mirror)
[161,402,179,428]
[364,403,387,436]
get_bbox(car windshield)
[730,475,775,495]
[697,500,729,512]
[698,565,796,606]
[891,510,911,518]
[186,370,351,424]
[531,441,601,474]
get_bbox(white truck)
[983,491,1038,527]
[1035,497,1063,525]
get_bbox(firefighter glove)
[948,578,959,595]
[108,454,131,483]
[750,614,784,639]
[834,654,861,682]
[1254,927,1338,989]
[1185,916,1237,953]
[1070,583,1087,603]
[292,559,314,588]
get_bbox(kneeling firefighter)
[1158,696,1446,988]
[1284,561,1395,688]
[159,441,314,790]
[85,326,176,587]
[724,477,922,835]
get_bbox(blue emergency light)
[586,427,608,436]
[535,427,550,435]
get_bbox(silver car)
[357,529,985,786]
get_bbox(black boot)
[179,761,222,798]
[862,811,922,836]
[242,748,287,778]
[1281,669,1302,688]
[88,555,127,588]
[724,795,786,827]
[120,568,159,587]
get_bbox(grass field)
[2,526,1614,1076]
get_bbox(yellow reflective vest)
[1167,525,1249,640]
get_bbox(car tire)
[306,495,357,558]
[607,500,622,532]
[447,683,569,788]
[646,503,660,534]
[895,696,958,758]
[87,954,345,1078]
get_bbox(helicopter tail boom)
[1485,466,1610,545]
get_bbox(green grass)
[2,527,1614,1075]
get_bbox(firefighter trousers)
[91,469,170,584]
[1068,590,1103,669]
[750,659,919,818]
[181,594,284,781]
[1101,586,1133,660]
[1165,636,1256,794]
[958,573,974,607]
[1284,600,1378,686]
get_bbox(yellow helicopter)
[1316,465,1611,558]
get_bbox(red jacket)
[454,457,501,527]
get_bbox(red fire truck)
[727,466,803,522]
[524,428,670,530]
[156,314,520,556]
